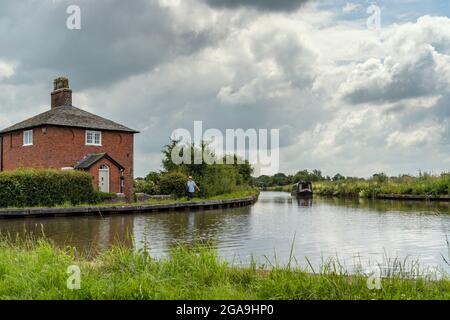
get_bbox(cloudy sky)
[1,0,449,177]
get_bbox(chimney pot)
[51,77,72,109]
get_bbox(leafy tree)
[155,138,254,197]
[145,171,161,184]
[159,171,189,198]
[333,173,345,181]
[372,172,388,183]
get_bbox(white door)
[99,165,110,193]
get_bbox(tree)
[159,171,189,198]
[372,172,388,183]
[311,169,324,181]
[145,171,161,184]
[333,173,345,181]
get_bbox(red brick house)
[0,77,139,197]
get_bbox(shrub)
[198,164,238,197]
[159,171,188,198]
[92,192,118,204]
[134,179,160,195]
[0,169,96,208]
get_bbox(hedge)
[0,169,96,208]
[159,171,188,198]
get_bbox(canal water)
[1,191,449,274]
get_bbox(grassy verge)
[0,238,449,300]
[87,188,258,207]
[313,176,450,198]
[0,189,259,210]
[265,174,450,198]
[266,186,291,192]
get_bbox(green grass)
[314,175,450,198]
[0,237,448,300]
[0,189,259,210]
[267,173,450,198]
[266,185,291,192]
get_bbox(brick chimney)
[51,77,72,108]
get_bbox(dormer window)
[23,130,33,146]
[85,130,102,146]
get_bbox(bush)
[198,164,238,197]
[159,171,188,198]
[0,169,96,208]
[92,192,118,204]
[134,179,160,195]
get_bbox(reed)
[0,236,448,300]
[313,173,450,198]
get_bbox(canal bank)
[266,187,450,202]
[0,195,258,219]
[0,192,449,276]
[376,194,450,201]
[0,239,448,300]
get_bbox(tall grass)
[265,173,450,198]
[314,173,450,198]
[0,236,448,300]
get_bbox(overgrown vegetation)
[254,170,341,189]
[314,172,450,198]
[135,139,254,198]
[259,171,450,198]
[0,169,97,208]
[0,238,448,300]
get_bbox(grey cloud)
[0,0,217,90]
[2,1,450,178]
[341,50,448,105]
[202,0,310,11]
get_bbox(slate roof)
[0,105,138,134]
[74,153,124,170]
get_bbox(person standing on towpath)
[186,176,200,200]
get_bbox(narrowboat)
[291,181,313,197]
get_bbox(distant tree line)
[252,170,390,188]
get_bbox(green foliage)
[0,169,96,208]
[144,171,161,184]
[314,172,450,198]
[333,173,345,181]
[92,192,117,204]
[0,238,448,300]
[159,171,189,198]
[198,164,239,197]
[155,139,254,197]
[259,170,450,199]
[294,169,325,182]
[254,169,329,188]
[134,171,162,195]
[134,178,160,195]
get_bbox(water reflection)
[0,192,449,273]
[296,197,313,208]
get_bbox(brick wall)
[0,126,135,197]
[87,158,122,194]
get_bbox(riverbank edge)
[312,193,450,202]
[0,195,258,219]
[265,188,450,202]
[0,240,449,299]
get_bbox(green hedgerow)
[0,169,96,208]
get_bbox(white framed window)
[23,130,33,146]
[85,130,102,146]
